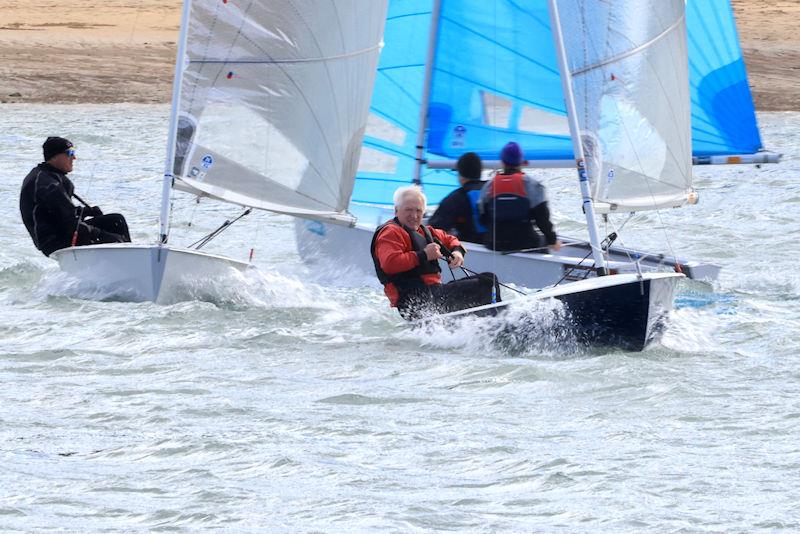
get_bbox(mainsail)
[557,0,693,213]
[169,0,388,225]
[353,0,769,212]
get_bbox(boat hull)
[50,243,250,303]
[295,216,718,290]
[415,273,682,351]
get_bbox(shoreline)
[0,1,797,111]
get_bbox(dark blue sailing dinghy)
[399,0,698,351]
[413,273,682,352]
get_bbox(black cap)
[456,152,482,181]
[43,137,74,161]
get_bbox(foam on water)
[2,105,800,530]
[401,296,584,359]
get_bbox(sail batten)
[187,43,384,65]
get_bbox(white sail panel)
[557,0,693,213]
[173,0,388,222]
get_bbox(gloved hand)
[75,206,103,219]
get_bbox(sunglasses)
[65,148,76,157]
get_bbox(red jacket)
[373,222,463,306]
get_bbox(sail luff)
[160,0,194,244]
[412,0,443,186]
[548,0,607,274]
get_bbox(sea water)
[1,104,798,531]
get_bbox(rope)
[188,208,252,250]
[433,237,528,297]
[69,154,101,247]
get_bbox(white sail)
[172,0,388,224]
[557,0,693,213]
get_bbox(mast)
[547,0,608,275]
[159,0,193,244]
[412,0,443,185]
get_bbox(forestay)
[557,0,693,213]
[171,0,388,224]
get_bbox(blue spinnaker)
[353,0,763,209]
[687,0,763,156]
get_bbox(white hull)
[295,216,719,291]
[50,243,250,304]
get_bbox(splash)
[400,296,585,359]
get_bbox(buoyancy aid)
[370,218,441,289]
[465,188,487,234]
[483,172,530,222]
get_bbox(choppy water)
[1,104,799,531]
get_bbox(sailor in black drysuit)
[427,152,487,244]
[20,137,131,257]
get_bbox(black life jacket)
[370,218,441,287]
[483,171,531,222]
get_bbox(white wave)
[396,296,584,359]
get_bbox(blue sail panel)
[351,1,435,206]
[353,0,766,211]
[687,0,763,156]
[427,0,572,162]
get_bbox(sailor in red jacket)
[371,186,500,320]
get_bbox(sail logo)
[451,125,467,148]
[305,220,326,236]
[201,154,214,169]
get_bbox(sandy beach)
[0,0,797,110]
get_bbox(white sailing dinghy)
[51,0,389,303]
[296,0,779,291]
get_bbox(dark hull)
[413,274,681,352]
[555,276,677,351]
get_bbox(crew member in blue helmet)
[428,152,487,244]
[20,137,131,257]
[478,141,562,252]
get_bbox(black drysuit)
[20,163,130,256]
[427,180,487,244]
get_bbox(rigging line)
[127,1,144,45]
[69,154,101,247]
[189,208,252,250]
[571,11,686,76]
[435,237,528,296]
[607,214,638,268]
